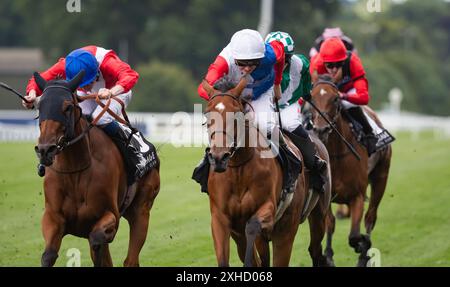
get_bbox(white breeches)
[280,101,302,132]
[246,87,277,136]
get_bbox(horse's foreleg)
[365,158,390,235]
[324,206,336,266]
[272,230,296,267]
[89,211,117,267]
[89,243,113,267]
[348,194,371,267]
[244,216,262,267]
[211,212,231,267]
[307,204,330,267]
[41,210,65,267]
[255,236,270,267]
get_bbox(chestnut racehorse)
[202,77,332,267]
[309,75,392,266]
[33,71,160,267]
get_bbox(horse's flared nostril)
[36,144,58,166]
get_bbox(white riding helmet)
[230,29,265,60]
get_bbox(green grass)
[0,131,449,267]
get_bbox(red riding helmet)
[320,38,348,62]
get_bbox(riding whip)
[0,82,34,109]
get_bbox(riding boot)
[192,149,210,194]
[271,128,302,193]
[288,125,327,193]
[346,107,378,156]
[101,121,147,186]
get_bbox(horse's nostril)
[222,152,231,161]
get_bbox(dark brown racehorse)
[33,71,160,267]
[309,75,392,266]
[202,77,332,267]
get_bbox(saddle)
[119,125,159,184]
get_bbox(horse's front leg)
[348,194,371,267]
[89,211,117,267]
[244,203,274,267]
[211,211,231,267]
[41,209,65,267]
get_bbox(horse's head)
[34,70,85,167]
[202,77,247,172]
[310,74,341,143]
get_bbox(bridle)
[41,85,95,154]
[310,79,342,137]
[206,92,248,159]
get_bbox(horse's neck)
[53,119,91,171]
[329,116,353,154]
[229,124,255,166]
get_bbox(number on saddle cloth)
[117,123,159,183]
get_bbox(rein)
[42,87,133,174]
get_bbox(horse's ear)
[67,69,86,92]
[202,79,214,97]
[230,76,247,97]
[33,72,47,92]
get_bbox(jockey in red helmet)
[310,38,378,155]
[309,27,356,59]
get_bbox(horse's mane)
[213,77,236,93]
[317,74,334,83]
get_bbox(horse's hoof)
[326,257,335,267]
[357,255,370,267]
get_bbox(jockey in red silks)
[193,29,301,194]
[310,37,378,155]
[24,46,149,187]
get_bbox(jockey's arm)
[100,51,139,94]
[342,77,369,105]
[197,55,229,100]
[26,58,66,96]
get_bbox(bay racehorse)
[309,75,392,266]
[202,77,332,267]
[33,71,160,267]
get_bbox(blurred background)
[0,0,449,115]
[1,0,450,267]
